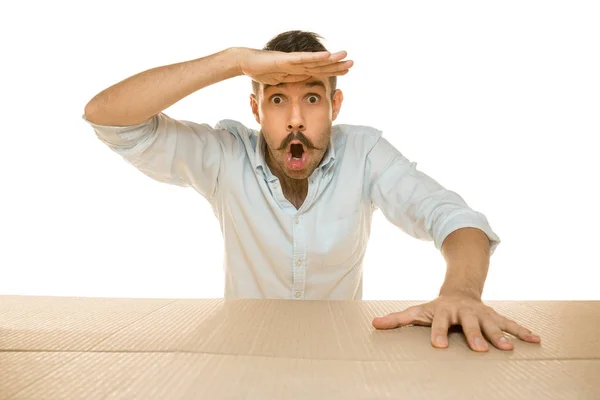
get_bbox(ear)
[331,89,344,121]
[250,94,260,124]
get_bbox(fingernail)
[474,337,487,349]
[436,336,447,346]
[499,336,509,343]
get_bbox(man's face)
[250,78,343,180]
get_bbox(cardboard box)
[1,296,598,399]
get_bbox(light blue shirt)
[83,112,501,300]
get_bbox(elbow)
[84,96,102,125]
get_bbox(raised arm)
[84,47,352,126]
[82,47,352,197]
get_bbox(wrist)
[226,47,249,77]
[439,286,482,301]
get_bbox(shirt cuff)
[434,211,501,256]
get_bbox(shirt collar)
[254,130,337,180]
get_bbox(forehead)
[262,79,328,94]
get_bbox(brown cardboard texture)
[1,296,599,399]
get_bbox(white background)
[1,1,598,300]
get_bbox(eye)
[270,95,284,104]
[307,95,320,104]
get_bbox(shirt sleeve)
[82,112,242,200]
[366,136,501,255]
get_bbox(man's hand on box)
[371,294,541,352]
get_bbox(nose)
[287,103,305,132]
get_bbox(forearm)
[439,227,491,299]
[84,47,245,126]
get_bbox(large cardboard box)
[1,296,598,399]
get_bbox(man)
[83,30,540,352]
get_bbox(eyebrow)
[263,80,326,93]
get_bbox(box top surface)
[1,296,598,399]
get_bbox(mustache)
[277,131,324,151]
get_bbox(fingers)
[289,51,353,77]
[372,306,421,330]
[290,50,348,66]
[458,309,489,352]
[371,301,540,354]
[305,60,354,74]
[313,69,351,78]
[480,315,514,351]
[279,74,312,83]
[279,69,349,84]
[495,316,541,343]
[268,50,352,81]
[430,308,450,348]
[432,307,513,351]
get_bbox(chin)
[283,167,312,180]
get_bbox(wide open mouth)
[285,142,308,171]
[290,143,304,159]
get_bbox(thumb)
[372,307,420,330]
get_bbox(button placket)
[291,214,306,300]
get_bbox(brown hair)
[251,30,337,99]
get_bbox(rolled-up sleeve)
[82,112,241,201]
[366,136,501,255]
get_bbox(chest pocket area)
[312,208,363,267]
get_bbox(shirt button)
[296,260,302,267]
[295,292,301,298]
[294,217,299,224]
[273,182,279,189]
